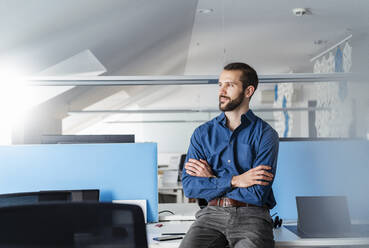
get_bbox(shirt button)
[228,160,231,163]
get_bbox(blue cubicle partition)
[273,140,369,220]
[0,143,158,222]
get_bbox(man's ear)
[245,85,255,98]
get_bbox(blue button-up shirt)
[182,109,279,208]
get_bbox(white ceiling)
[186,0,369,74]
[1,0,368,76]
[1,0,368,136]
[0,0,197,75]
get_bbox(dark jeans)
[179,206,274,248]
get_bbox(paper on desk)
[159,214,196,221]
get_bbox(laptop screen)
[296,196,351,237]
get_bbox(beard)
[218,91,245,112]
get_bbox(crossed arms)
[185,159,274,188]
[181,127,279,203]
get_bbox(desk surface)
[148,203,369,248]
[158,203,197,221]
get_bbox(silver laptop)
[297,196,351,238]
[287,196,369,238]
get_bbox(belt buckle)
[218,198,224,207]
[226,198,231,207]
[222,197,229,207]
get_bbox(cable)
[158,210,175,215]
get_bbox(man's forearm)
[231,165,273,188]
[182,174,233,201]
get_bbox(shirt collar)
[241,109,257,124]
[216,112,227,127]
[217,109,257,126]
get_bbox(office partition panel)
[273,140,369,220]
[0,143,158,222]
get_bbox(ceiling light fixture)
[313,40,328,46]
[197,8,213,14]
[292,8,311,17]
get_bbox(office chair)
[0,202,148,248]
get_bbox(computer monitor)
[0,203,148,247]
[0,190,99,208]
[41,135,134,144]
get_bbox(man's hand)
[231,165,273,188]
[185,158,215,178]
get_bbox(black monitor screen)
[0,190,99,207]
[41,135,135,144]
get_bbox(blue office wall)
[273,140,369,220]
[0,143,158,222]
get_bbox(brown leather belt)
[208,197,267,208]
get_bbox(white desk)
[158,203,197,221]
[148,203,369,248]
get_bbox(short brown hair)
[224,62,259,93]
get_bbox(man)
[180,62,279,248]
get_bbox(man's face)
[218,70,245,112]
